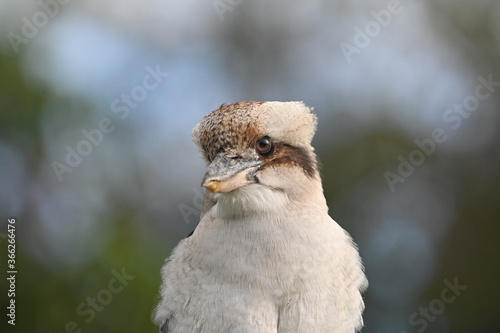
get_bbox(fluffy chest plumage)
[191,204,343,293]
[155,185,366,332]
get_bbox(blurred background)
[1,0,499,332]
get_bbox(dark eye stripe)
[259,143,317,178]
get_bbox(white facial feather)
[255,101,317,148]
[214,184,289,218]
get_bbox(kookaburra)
[154,101,367,332]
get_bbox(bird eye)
[256,136,273,155]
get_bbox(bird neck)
[211,180,328,220]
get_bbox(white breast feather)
[155,184,367,332]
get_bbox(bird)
[154,101,368,333]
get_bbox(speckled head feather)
[192,101,318,163]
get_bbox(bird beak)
[202,152,262,193]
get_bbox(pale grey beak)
[202,152,262,193]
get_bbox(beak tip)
[204,180,221,193]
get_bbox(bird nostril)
[230,155,242,160]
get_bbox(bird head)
[193,101,325,216]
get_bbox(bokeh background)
[1,0,500,332]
